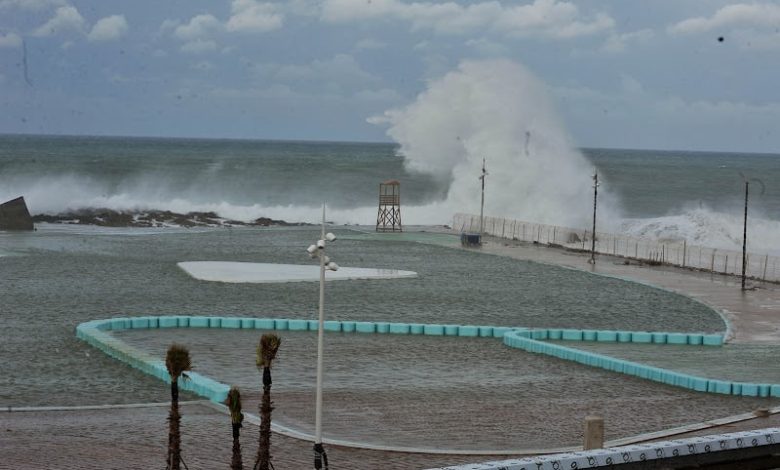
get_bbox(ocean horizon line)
[2,132,778,157]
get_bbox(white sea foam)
[371,59,622,230]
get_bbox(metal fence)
[453,213,780,283]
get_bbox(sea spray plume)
[373,59,622,229]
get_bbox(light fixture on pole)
[307,204,337,470]
[738,173,765,291]
[589,171,599,265]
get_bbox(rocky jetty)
[31,209,307,228]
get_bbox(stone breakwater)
[31,209,309,228]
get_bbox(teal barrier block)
[208,317,222,328]
[759,384,771,398]
[596,331,617,342]
[514,329,531,338]
[241,318,255,329]
[531,330,548,340]
[356,322,377,333]
[189,317,209,328]
[146,317,159,328]
[712,380,732,394]
[692,377,709,392]
[323,321,341,332]
[176,316,189,328]
[288,319,309,331]
[547,329,562,340]
[561,329,582,341]
[652,332,668,344]
[444,325,459,336]
[221,318,241,329]
[478,326,493,338]
[274,319,289,330]
[131,317,150,329]
[423,324,444,336]
[632,332,652,343]
[409,323,424,335]
[389,323,410,334]
[771,385,780,397]
[109,318,129,330]
[458,326,478,337]
[492,327,510,338]
[624,363,637,375]
[341,321,356,333]
[732,383,743,395]
[617,331,632,342]
[254,319,275,330]
[687,334,703,345]
[702,334,723,346]
[376,322,390,334]
[159,316,179,328]
[582,330,597,341]
[308,320,320,331]
[667,333,688,345]
[741,383,759,397]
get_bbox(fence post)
[584,416,604,450]
[724,255,728,273]
[711,251,716,272]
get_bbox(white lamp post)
[307,204,337,470]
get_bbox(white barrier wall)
[453,213,780,283]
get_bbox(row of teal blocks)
[77,323,229,403]
[523,328,723,346]
[504,331,778,398]
[98,316,514,338]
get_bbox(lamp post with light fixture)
[305,204,338,470]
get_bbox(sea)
[0,134,778,254]
[2,134,780,449]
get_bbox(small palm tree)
[227,386,244,470]
[166,344,191,470]
[254,333,281,470]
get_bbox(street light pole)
[479,158,486,235]
[307,204,337,470]
[589,171,599,264]
[742,181,749,291]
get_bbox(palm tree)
[227,386,244,470]
[166,344,191,470]
[254,333,281,470]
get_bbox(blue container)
[341,321,356,333]
[288,319,308,331]
[409,323,424,335]
[131,317,150,329]
[274,319,289,330]
[389,323,410,334]
[666,333,687,345]
[617,331,632,342]
[547,329,562,340]
[596,330,617,342]
[492,327,510,338]
[356,322,376,333]
[189,317,209,328]
[632,332,652,343]
[702,334,723,346]
[240,318,255,329]
[323,320,341,332]
[582,330,597,341]
[208,317,222,328]
[444,325,459,336]
[652,332,668,344]
[478,326,493,338]
[561,329,582,341]
[423,324,444,336]
[221,318,241,329]
[376,322,390,334]
[687,334,703,345]
[458,326,478,337]
[175,316,189,328]
[255,319,275,330]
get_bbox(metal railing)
[454,213,780,283]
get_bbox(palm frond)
[166,344,192,380]
[226,386,244,425]
[256,334,281,368]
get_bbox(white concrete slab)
[177,261,418,284]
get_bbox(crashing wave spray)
[372,59,622,229]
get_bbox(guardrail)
[426,428,780,469]
[453,213,780,283]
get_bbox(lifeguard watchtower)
[376,180,402,232]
